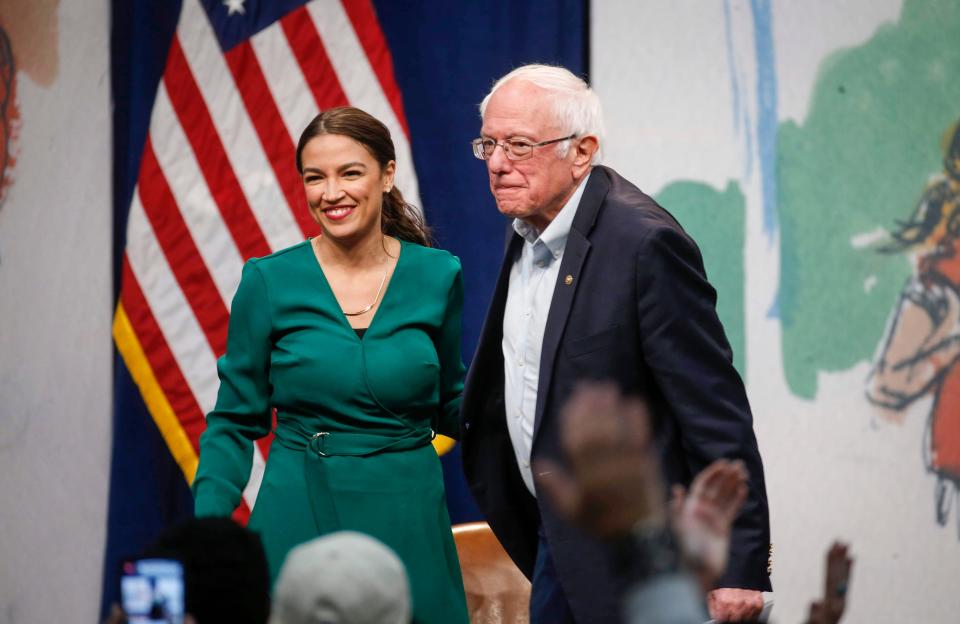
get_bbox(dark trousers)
[530,526,577,624]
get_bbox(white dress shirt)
[502,173,590,495]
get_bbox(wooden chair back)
[453,521,531,624]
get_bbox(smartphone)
[120,558,185,624]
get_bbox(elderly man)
[460,64,771,623]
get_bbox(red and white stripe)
[120,0,418,517]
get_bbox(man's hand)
[535,383,666,539]
[671,458,748,590]
[707,587,764,622]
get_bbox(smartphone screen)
[120,558,185,624]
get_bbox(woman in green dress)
[192,107,469,624]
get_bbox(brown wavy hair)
[296,107,432,247]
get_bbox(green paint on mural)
[778,0,960,398]
[657,180,746,375]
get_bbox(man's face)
[480,80,580,231]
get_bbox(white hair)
[479,64,605,164]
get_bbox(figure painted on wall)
[0,0,61,263]
[867,119,960,535]
[0,27,12,209]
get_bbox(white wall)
[0,2,111,622]
[594,1,960,622]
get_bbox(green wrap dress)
[192,239,469,624]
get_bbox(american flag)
[112,0,420,522]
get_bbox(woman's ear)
[383,160,397,192]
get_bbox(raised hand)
[671,458,748,589]
[535,382,666,539]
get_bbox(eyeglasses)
[471,135,576,161]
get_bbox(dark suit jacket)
[461,165,771,623]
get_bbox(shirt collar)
[512,171,591,263]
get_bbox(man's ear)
[573,135,598,173]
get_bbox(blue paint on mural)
[766,295,779,318]
[750,0,781,318]
[750,0,779,240]
[722,0,756,182]
[722,0,741,135]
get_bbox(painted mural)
[867,119,960,535]
[597,1,960,618]
[778,0,960,398]
[0,26,13,211]
[0,0,60,244]
[771,0,960,541]
[647,0,960,541]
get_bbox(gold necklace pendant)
[343,266,389,316]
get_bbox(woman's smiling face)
[301,133,395,245]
